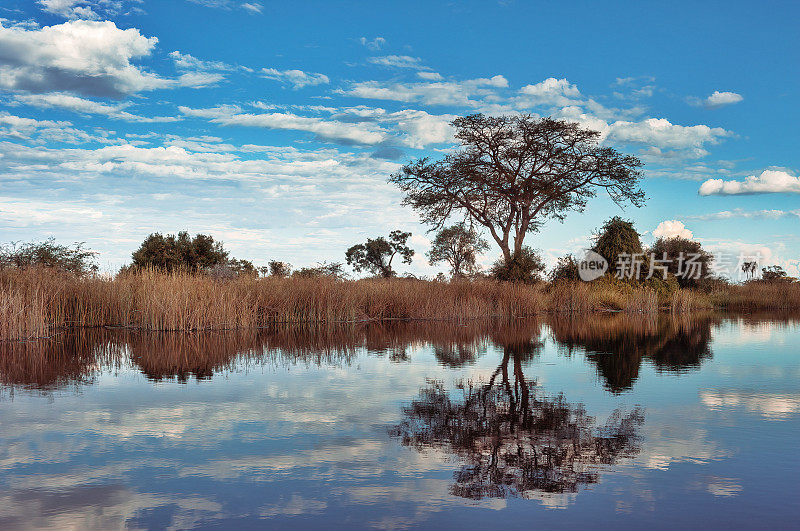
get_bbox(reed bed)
[2,267,798,340]
[710,282,800,311]
[0,268,547,339]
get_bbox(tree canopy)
[427,223,489,278]
[391,114,645,263]
[649,236,714,288]
[592,216,643,277]
[130,232,229,272]
[345,230,414,278]
[0,238,97,276]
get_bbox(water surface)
[1,314,798,529]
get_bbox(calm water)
[1,315,798,529]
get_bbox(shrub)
[549,254,580,283]
[0,238,97,276]
[648,236,714,288]
[490,247,545,284]
[592,216,642,277]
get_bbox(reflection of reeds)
[0,330,119,389]
[0,320,544,389]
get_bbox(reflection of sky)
[1,319,799,528]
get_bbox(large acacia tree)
[390,114,646,263]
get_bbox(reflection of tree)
[391,340,643,499]
[549,314,716,393]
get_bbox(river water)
[1,314,798,529]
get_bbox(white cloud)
[169,50,238,72]
[179,106,388,145]
[37,0,142,20]
[342,75,508,107]
[0,19,168,98]
[686,208,800,221]
[14,93,178,123]
[187,0,263,11]
[368,55,427,70]
[359,36,386,51]
[241,2,263,13]
[692,90,743,109]
[0,111,118,144]
[417,72,443,81]
[261,68,329,89]
[699,170,800,195]
[652,220,693,240]
[176,71,225,88]
[605,118,731,158]
[518,77,581,106]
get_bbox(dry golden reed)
[2,267,798,340]
[0,268,547,339]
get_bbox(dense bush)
[648,237,714,288]
[292,261,347,280]
[592,216,642,277]
[549,254,581,283]
[131,232,229,272]
[0,238,97,276]
[490,247,545,284]
[267,260,292,277]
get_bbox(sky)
[0,0,798,278]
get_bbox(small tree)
[0,238,98,276]
[649,237,714,288]
[549,254,581,283]
[742,261,758,280]
[489,246,545,283]
[592,216,643,277]
[267,260,292,277]
[761,265,792,282]
[293,261,346,280]
[428,223,489,279]
[131,232,229,272]
[345,230,414,278]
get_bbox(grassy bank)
[1,267,798,340]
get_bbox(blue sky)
[0,0,798,277]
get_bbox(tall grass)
[0,268,547,339]
[710,282,800,311]
[2,267,798,340]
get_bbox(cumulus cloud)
[0,20,168,98]
[261,68,329,89]
[652,220,693,240]
[518,77,581,106]
[690,90,743,109]
[605,118,731,158]
[37,0,142,20]
[368,55,428,70]
[179,106,387,145]
[699,170,800,195]
[0,111,119,144]
[14,93,178,123]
